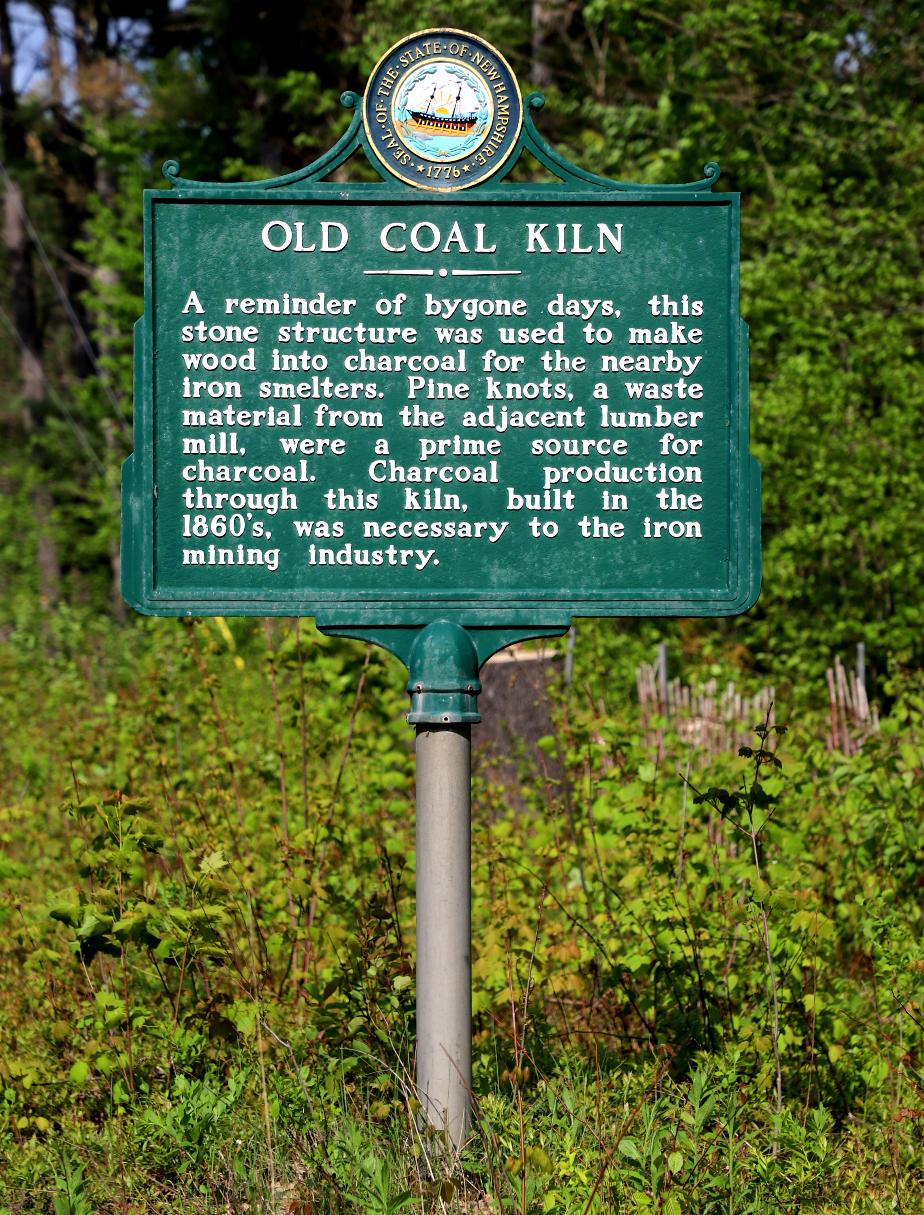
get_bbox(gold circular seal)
[363,28,523,191]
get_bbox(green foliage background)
[4,0,922,670]
[0,1,922,1211]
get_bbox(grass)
[0,613,921,1212]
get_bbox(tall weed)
[0,620,920,1211]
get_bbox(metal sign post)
[415,721,472,1143]
[122,27,760,1149]
[408,621,477,1143]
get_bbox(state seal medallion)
[363,29,522,191]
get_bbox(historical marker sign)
[121,27,762,1150]
[122,29,760,631]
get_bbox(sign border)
[123,183,759,624]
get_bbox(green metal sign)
[122,29,760,651]
[120,29,762,1144]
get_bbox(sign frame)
[122,90,760,633]
[120,29,763,1151]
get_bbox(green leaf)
[120,798,151,815]
[388,1192,417,1213]
[199,848,229,876]
[618,1138,641,1161]
[68,1060,90,1086]
[525,1146,553,1174]
[112,907,159,946]
[76,907,114,940]
[49,902,81,928]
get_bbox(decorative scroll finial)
[160,37,720,194]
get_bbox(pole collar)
[406,621,481,724]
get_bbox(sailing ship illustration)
[404,84,479,137]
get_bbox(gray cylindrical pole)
[415,723,472,1148]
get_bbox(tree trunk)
[531,0,568,91]
[93,165,127,621]
[1,0,61,605]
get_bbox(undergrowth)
[0,615,921,1212]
